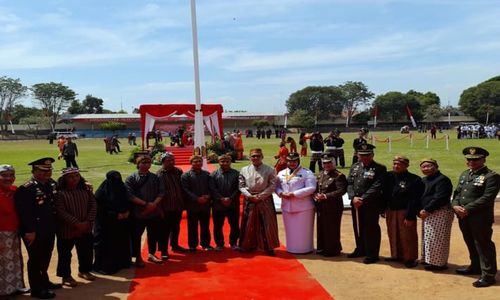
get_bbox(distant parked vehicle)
[54,131,79,139]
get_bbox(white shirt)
[276,166,317,213]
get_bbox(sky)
[1,0,499,113]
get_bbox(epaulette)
[23,180,35,187]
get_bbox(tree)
[252,120,270,128]
[0,76,28,132]
[100,121,126,131]
[459,76,500,123]
[407,90,440,109]
[339,81,374,127]
[373,91,421,122]
[11,104,44,124]
[82,94,104,113]
[423,104,443,122]
[288,109,315,129]
[286,86,344,126]
[31,82,76,130]
[67,100,85,114]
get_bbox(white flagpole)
[190,0,206,166]
[374,116,377,128]
[284,113,288,129]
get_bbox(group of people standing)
[0,140,498,299]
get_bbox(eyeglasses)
[466,158,481,161]
[250,155,262,158]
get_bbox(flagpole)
[190,0,205,164]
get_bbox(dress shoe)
[347,251,364,258]
[472,277,496,288]
[78,272,97,281]
[62,276,78,287]
[47,282,62,290]
[31,289,56,299]
[134,259,145,268]
[215,246,224,252]
[420,261,430,266]
[15,287,31,295]
[424,264,448,271]
[188,247,197,253]
[266,249,276,256]
[202,246,214,251]
[172,246,189,253]
[456,266,481,276]
[161,252,169,260]
[363,257,379,264]
[147,254,164,264]
[384,257,399,262]
[321,252,341,257]
[230,244,240,251]
[404,260,418,268]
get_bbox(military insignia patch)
[362,144,368,150]
[469,148,476,155]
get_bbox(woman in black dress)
[93,171,132,275]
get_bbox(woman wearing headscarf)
[55,168,96,287]
[418,158,454,271]
[93,171,132,275]
[0,165,28,297]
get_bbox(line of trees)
[0,76,122,134]
[286,76,499,129]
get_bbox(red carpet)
[128,164,332,300]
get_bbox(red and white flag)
[406,105,417,128]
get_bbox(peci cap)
[28,157,55,171]
[286,152,300,161]
[393,155,410,165]
[61,167,80,176]
[161,152,175,162]
[419,158,438,167]
[135,155,152,165]
[357,143,376,155]
[462,147,489,159]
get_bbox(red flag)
[405,105,417,127]
[373,105,379,117]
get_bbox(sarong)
[0,231,25,296]
[421,206,454,266]
[386,210,418,261]
[283,209,315,254]
[239,197,280,251]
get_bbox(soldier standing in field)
[452,147,500,288]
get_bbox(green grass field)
[1,130,498,189]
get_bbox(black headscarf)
[95,170,130,216]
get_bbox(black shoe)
[456,266,481,276]
[161,252,169,260]
[384,257,399,262]
[172,246,189,253]
[347,251,363,258]
[47,282,62,290]
[321,252,341,257]
[404,260,418,268]
[266,249,276,256]
[188,247,197,253]
[420,261,430,266]
[472,277,496,288]
[363,257,379,264]
[230,244,240,251]
[31,290,56,299]
[425,264,448,271]
[202,246,214,251]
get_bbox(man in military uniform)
[351,129,367,165]
[452,147,500,288]
[347,144,386,264]
[14,158,61,299]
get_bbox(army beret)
[462,147,489,159]
[28,157,55,171]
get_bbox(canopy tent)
[139,104,224,149]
